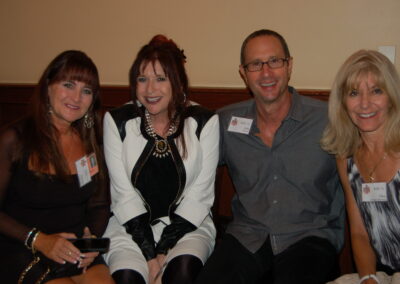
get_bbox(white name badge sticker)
[361,182,387,202]
[227,116,253,135]
[75,156,92,188]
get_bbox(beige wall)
[0,0,399,89]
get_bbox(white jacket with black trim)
[103,102,219,233]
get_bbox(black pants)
[195,234,337,284]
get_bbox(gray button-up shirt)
[218,87,345,254]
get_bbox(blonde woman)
[322,50,400,283]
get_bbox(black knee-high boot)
[112,269,146,284]
[162,255,203,284]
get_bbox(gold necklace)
[144,109,176,158]
[367,152,387,182]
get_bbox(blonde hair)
[321,49,400,157]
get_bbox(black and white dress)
[347,157,400,271]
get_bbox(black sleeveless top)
[0,156,104,282]
[2,156,96,236]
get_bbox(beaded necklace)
[144,109,176,158]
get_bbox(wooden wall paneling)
[100,86,130,111]
[0,84,33,126]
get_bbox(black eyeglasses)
[243,57,290,72]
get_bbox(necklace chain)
[368,152,387,182]
[144,109,176,158]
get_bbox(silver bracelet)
[359,274,380,284]
[24,227,37,248]
[30,231,41,254]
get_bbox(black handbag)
[18,253,82,284]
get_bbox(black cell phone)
[69,238,110,253]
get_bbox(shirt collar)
[284,86,304,122]
[246,86,305,130]
[247,86,303,134]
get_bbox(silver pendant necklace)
[144,109,176,158]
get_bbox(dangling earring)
[136,100,142,107]
[84,113,94,128]
[48,105,53,114]
[183,92,187,103]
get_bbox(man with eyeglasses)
[195,29,345,284]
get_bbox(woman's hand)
[34,232,81,264]
[78,251,99,270]
[78,227,99,271]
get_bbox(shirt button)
[273,200,278,204]
[273,175,278,180]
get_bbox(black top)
[3,156,98,237]
[136,146,179,223]
[0,120,110,281]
